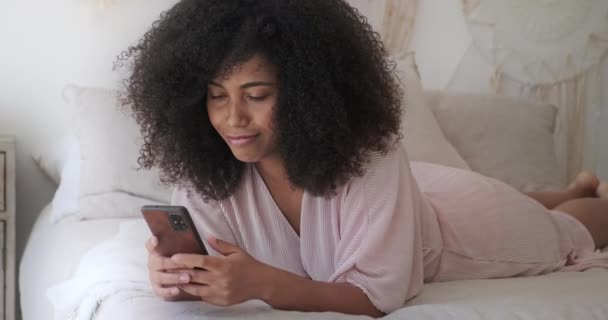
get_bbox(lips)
[225,134,259,146]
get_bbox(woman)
[120,0,608,317]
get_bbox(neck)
[255,154,291,188]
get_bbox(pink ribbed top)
[173,143,608,313]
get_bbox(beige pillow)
[393,52,470,170]
[426,91,565,191]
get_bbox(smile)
[226,134,259,146]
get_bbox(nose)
[226,98,250,128]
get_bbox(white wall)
[0,0,606,317]
[0,0,178,246]
[0,1,177,318]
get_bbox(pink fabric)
[172,143,608,313]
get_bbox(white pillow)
[393,52,470,170]
[31,134,81,223]
[47,134,166,223]
[31,135,78,185]
[61,84,172,220]
[49,138,80,223]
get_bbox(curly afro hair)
[119,0,403,200]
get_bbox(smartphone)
[141,205,208,256]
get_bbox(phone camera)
[169,214,188,231]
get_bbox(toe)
[568,171,600,197]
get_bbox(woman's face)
[207,53,280,163]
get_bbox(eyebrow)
[209,81,275,89]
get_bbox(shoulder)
[344,142,409,191]
[366,142,408,172]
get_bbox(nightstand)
[0,136,15,320]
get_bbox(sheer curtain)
[453,1,608,181]
[347,0,418,55]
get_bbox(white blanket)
[46,220,154,320]
[47,220,608,320]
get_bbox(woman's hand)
[149,236,382,316]
[145,236,201,301]
[171,236,273,306]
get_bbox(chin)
[225,141,277,164]
[231,150,263,163]
[235,156,260,163]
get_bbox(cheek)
[260,107,278,142]
[264,105,278,130]
[206,107,221,131]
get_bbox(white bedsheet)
[41,215,608,320]
[19,205,129,320]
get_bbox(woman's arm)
[259,266,385,318]
[172,237,385,317]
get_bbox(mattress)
[19,205,130,320]
[20,205,608,320]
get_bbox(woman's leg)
[524,171,599,209]
[555,198,608,249]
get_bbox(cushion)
[60,84,172,221]
[393,52,470,170]
[49,138,80,223]
[426,91,566,191]
[48,142,165,222]
[31,135,78,185]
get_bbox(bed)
[20,206,608,320]
[19,54,608,320]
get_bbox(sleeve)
[328,145,425,313]
[171,187,238,257]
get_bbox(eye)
[247,95,268,101]
[209,94,227,100]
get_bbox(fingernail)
[179,274,189,283]
[170,288,179,295]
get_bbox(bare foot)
[597,181,608,199]
[567,171,600,198]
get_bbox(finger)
[165,268,195,274]
[149,253,188,271]
[178,283,212,299]
[145,236,158,252]
[183,269,214,285]
[154,285,180,299]
[172,254,224,271]
[208,236,240,256]
[150,270,191,286]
